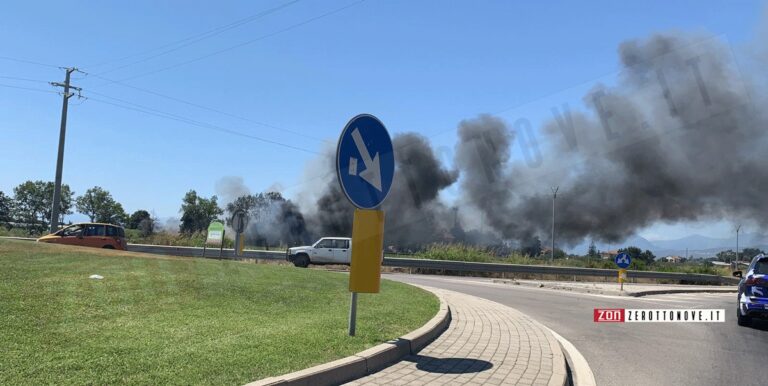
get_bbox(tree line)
[0,180,292,239]
[0,180,154,235]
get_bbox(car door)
[56,224,85,246]
[332,239,350,264]
[82,224,108,248]
[311,238,335,263]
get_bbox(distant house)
[600,250,619,260]
[663,255,683,263]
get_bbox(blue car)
[734,254,768,326]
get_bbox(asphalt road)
[385,273,767,386]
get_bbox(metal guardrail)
[382,257,739,285]
[2,237,737,285]
[126,243,285,260]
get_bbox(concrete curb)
[492,279,736,298]
[545,328,596,386]
[246,290,451,386]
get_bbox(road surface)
[386,273,767,386]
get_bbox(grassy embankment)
[0,239,438,385]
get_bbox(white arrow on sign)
[351,128,382,191]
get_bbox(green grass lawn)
[0,240,438,385]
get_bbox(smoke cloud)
[456,34,767,246]
[216,30,768,252]
[308,133,458,248]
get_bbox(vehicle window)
[62,225,83,237]
[315,239,332,248]
[106,226,125,237]
[754,260,768,275]
[337,239,349,249]
[84,225,106,237]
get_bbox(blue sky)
[0,0,763,239]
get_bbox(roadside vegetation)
[409,243,731,276]
[0,239,438,385]
[0,181,741,277]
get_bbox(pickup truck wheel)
[294,254,310,268]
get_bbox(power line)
[89,0,303,75]
[0,55,61,69]
[0,82,59,94]
[85,91,319,154]
[94,0,366,83]
[0,75,51,84]
[88,73,328,142]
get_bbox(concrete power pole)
[49,67,82,234]
[551,186,559,263]
[735,224,741,270]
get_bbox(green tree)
[12,180,73,232]
[138,216,155,237]
[520,236,542,257]
[716,250,736,262]
[225,192,285,226]
[128,210,151,229]
[740,247,766,261]
[0,191,12,225]
[75,186,127,225]
[587,241,599,259]
[179,190,223,234]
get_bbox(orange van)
[37,223,127,250]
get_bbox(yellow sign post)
[346,209,385,336]
[349,209,385,293]
[618,269,627,291]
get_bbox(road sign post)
[614,252,631,291]
[231,209,248,257]
[336,114,394,336]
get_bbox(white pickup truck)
[286,237,351,267]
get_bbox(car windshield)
[61,225,83,237]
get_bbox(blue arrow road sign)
[615,252,632,269]
[336,114,395,209]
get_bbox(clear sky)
[0,0,763,239]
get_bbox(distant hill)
[565,232,768,259]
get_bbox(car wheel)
[102,245,115,249]
[737,309,751,326]
[293,254,310,268]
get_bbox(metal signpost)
[615,252,632,291]
[203,221,226,259]
[232,209,248,257]
[336,114,395,336]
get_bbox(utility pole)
[551,186,559,263]
[735,224,741,270]
[49,67,82,234]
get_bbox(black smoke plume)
[456,34,767,246]
[308,133,458,248]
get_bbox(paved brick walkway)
[346,287,566,386]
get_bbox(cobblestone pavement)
[346,287,566,386]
